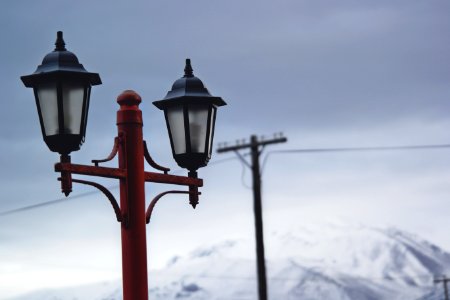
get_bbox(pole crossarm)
[144,172,203,186]
[55,161,202,186]
[434,276,450,300]
[55,162,127,179]
[217,136,287,153]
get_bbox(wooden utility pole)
[217,134,287,300]
[435,276,450,300]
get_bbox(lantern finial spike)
[184,58,194,77]
[55,31,66,51]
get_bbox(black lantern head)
[153,59,226,172]
[21,31,101,155]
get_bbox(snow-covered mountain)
[10,221,450,299]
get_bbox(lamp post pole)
[117,91,149,299]
[53,90,205,300]
[21,32,226,300]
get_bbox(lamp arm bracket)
[143,140,170,174]
[146,190,201,224]
[92,136,120,167]
[58,177,123,223]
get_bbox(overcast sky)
[1,0,450,298]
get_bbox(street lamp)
[20,31,226,300]
[153,59,226,207]
[153,59,226,172]
[21,31,101,155]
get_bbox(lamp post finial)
[184,58,193,77]
[55,31,66,51]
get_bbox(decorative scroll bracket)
[58,177,123,223]
[55,136,203,227]
[146,190,201,224]
[92,136,120,167]
[143,140,170,174]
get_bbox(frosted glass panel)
[167,106,186,154]
[208,107,216,156]
[82,86,91,139]
[63,83,84,134]
[37,84,58,136]
[188,104,208,153]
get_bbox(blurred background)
[1,0,450,298]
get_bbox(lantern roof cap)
[153,59,226,109]
[21,31,101,87]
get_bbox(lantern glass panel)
[81,86,91,139]
[62,83,85,134]
[207,107,216,156]
[167,105,186,154]
[188,104,209,153]
[37,83,59,136]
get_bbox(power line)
[268,143,450,154]
[0,186,119,217]
[2,142,450,217]
[261,143,450,173]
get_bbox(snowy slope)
[10,221,449,300]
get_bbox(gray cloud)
[1,0,450,297]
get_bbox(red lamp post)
[21,32,226,300]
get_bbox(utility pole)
[435,276,450,300]
[217,133,287,300]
